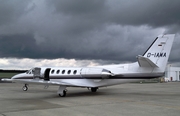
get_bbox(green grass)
[0,73,20,78]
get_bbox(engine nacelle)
[80,68,113,79]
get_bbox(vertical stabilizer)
[142,34,175,71]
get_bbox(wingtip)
[1,78,12,82]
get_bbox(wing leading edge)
[1,78,97,87]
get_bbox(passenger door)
[44,68,51,81]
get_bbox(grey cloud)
[0,34,37,58]
[45,0,109,36]
[0,0,30,26]
[106,0,180,27]
[48,0,180,27]
[48,0,106,15]
[0,0,179,63]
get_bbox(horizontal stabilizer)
[137,55,159,67]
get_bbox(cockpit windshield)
[26,68,35,74]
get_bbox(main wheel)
[22,86,28,91]
[59,90,66,97]
[91,87,98,92]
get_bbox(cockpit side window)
[26,70,29,74]
[32,69,34,74]
[26,70,31,74]
[26,68,34,74]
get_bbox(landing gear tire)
[59,90,66,97]
[91,87,98,92]
[22,85,28,91]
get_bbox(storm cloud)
[0,0,180,67]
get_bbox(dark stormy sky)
[0,0,180,69]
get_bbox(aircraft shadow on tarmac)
[7,84,175,99]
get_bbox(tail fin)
[138,34,175,71]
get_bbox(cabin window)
[73,70,77,75]
[51,69,55,74]
[56,70,60,74]
[67,70,71,74]
[62,70,65,74]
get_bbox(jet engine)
[80,68,113,79]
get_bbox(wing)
[1,78,96,87]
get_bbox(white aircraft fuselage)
[2,34,175,97]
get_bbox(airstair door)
[44,68,51,81]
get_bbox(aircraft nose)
[11,74,19,79]
[1,74,20,82]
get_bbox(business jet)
[2,34,175,97]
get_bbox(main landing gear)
[57,86,67,97]
[22,84,28,91]
[59,90,67,97]
[58,87,98,97]
[91,87,98,92]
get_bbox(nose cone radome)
[11,74,18,79]
[11,73,24,79]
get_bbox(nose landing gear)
[22,84,28,91]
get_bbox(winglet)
[137,55,159,67]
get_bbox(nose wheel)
[22,84,28,91]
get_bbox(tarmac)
[0,82,180,116]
